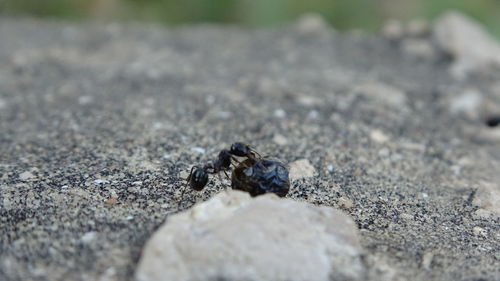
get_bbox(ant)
[180,143,261,206]
[180,142,289,209]
[186,142,260,191]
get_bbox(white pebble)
[273,109,287,119]
[152,122,163,130]
[307,110,319,119]
[78,95,93,105]
[272,134,288,146]
[326,165,334,172]
[19,171,35,181]
[289,159,316,180]
[473,226,488,237]
[81,231,97,243]
[191,147,206,154]
[370,129,390,144]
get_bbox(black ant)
[180,142,289,208]
[186,142,260,191]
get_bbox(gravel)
[1,15,500,281]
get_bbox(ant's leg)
[180,166,199,209]
[231,156,241,166]
[250,149,262,159]
[186,166,198,183]
[223,170,230,179]
[178,185,189,209]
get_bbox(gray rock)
[433,11,500,78]
[135,191,365,281]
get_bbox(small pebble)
[370,129,390,143]
[19,171,35,181]
[273,108,287,119]
[307,110,319,119]
[473,226,488,237]
[81,232,97,243]
[179,171,189,179]
[190,147,206,154]
[272,134,288,146]
[326,165,334,172]
[339,197,354,209]
[151,122,162,130]
[295,13,328,33]
[105,197,118,206]
[78,95,93,105]
[289,159,316,180]
[421,251,434,270]
[381,19,404,40]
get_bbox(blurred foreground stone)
[136,191,365,281]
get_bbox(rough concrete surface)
[1,14,500,281]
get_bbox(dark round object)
[188,167,209,191]
[485,116,500,127]
[231,159,290,197]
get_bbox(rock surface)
[136,190,365,281]
[1,14,500,281]
[433,11,500,78]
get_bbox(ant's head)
[186,166,209,191]
[230,142,252,157]
[230,142,261,158]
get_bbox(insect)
[182,142,289,206]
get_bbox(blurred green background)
[1,0,500,37]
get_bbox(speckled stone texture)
[1,16,500,281]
